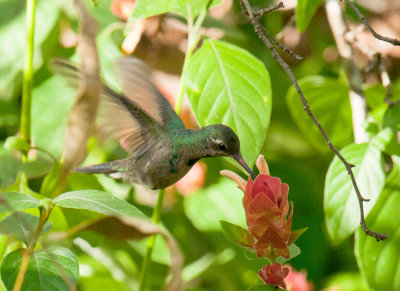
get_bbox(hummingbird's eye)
[218,143,227,151]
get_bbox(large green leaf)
[0,247,78,291]
[185,39,272,167]
[132,0,193,19]
[173,0,221,18]
[0,212,51,244]
[0,0,61,100]
[54,190,149,220]
[0,153,22,190]
[31,75,76,158]
[184,179,246,231]
[324,142,385,244]
[355,158,400,291]
[0,192,40,214]
[296,0,324,32]
[286,76,353,152]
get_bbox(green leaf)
[276,243,301,264]
[185,39,272,167]
[31,75,76,158]
[0,154,22,190]
[132,0,193,19]
[40,161,62,197]
[184,179,246,231]
[383,105,400,131]
[286,76,353,152]
[296,0,324,32]
[247,285,276,291]
[0,192,40,214]
[0,212,51,244]
[54,190,149,220]
[355,157,400,291]
[173,0,221,18]
[0,247,78,291]
[324,142,385,244]
[3,136,30,152]
[371,128,400,156]
[0,0,61,101]
[323,272,369,291]
[220,220,254,248]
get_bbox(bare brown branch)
[240,0,387,241]
[343,0,400,46]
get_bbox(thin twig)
[343,0,400,46]
[261,26,303,60]
[240,0,387,241]
[253,2,284,19]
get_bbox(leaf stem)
[174,4,209,115]
[20,0,37,145]
[138,188,165,291]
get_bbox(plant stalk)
[138,188,165,291]
[20,0,37,145]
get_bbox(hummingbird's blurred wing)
[51,57,169,157]
[115,57,185,131]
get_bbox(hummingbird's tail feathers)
[75,162,115,174]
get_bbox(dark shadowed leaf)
[286,76,352,152]
[324,142,385,244]
[383,105,400,131]
[296,0,324,32]
[355,158,400,291]
[185,39,272,167]
[0,192,40,214]
[220,220,254,248]
[0,212,51,244]
[0,247,78,291]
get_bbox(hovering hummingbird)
[55,57,255,189]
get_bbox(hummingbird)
[55,57,255,189]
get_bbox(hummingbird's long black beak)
[232,153,256,180]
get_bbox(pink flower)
[258,263,290,289]
[110,0,136,20]
[284,265,313,291]
[221,155,301,260]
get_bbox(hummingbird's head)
[205,124,255,179]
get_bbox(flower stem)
[20,0,37,146]
[174,4,209,115]
[138,188,165,291]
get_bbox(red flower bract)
[258,263,289,290]
[243,174,293,259]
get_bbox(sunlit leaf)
[0,192,40,214]
[383,105,400,131]
[296,0,324,32]
[185,39,272,167]
[132,0,192,19]
[0,212,51,244]
[371,128,400,156]
[54,190,149,220]
[173,0,221,18]
[324,142,385,244]
[286,76,352,152]
[0,0,61,101]
[355,158,400,291]
[220,220,254,248]
[0,247,78,291]
[276,243,301,264]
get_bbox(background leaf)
[132,0,193,19]
[296,0,324,32]
[54,190,149,220]
[185,39,272,167]
[324,142,385,244]
[184,179,246,231]
[0,192,40,214]
[355,158,400,291]
[0,0,61,101]
[0,212,51,244]
[286,76,353,152]
[0,247,78,291]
